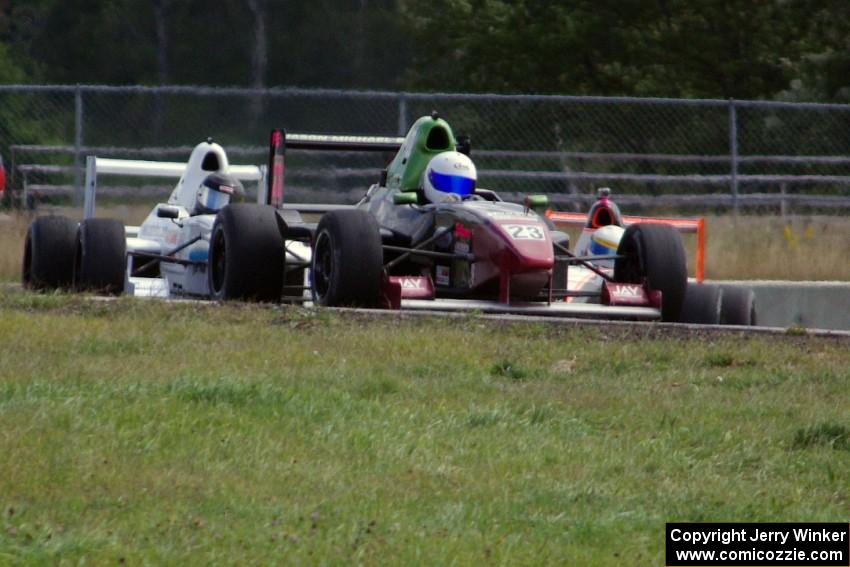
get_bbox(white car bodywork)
[84,140,309,298]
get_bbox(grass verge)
[0,291,848,564]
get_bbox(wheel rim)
[210,226,227,295]
[312,230,333,302]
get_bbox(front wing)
[398,298,661,320]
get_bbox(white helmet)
[421,151,477,203]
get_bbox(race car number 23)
[504,224,545,240]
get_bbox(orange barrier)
[546,211,706,283]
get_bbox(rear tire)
[22,216,78,290]
[311,209,383,307]
[74,218,126,294]
[720,285,756,326]
[208,204,285,302]
[614,223,687,322]
[679,283,722,324]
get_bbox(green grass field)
[1,290,848,565]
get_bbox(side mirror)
[524,194,549,213]
[393,192,419,206]
[157,205,180,219]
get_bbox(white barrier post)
[84,155,97,219]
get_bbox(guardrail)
[11,142,850,213]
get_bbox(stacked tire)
[22,216,77,290]
[23,216,126,294]
[680,284,755,326]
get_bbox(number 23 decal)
[504,224,545,240]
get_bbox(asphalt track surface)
[4,282,849,340]
[328,305,850,340]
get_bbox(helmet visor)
[428,169,475,197]
[199,185,231,211]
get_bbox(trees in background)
[0,0,848,102]
[400,0,800,100]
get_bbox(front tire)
[614,223,687,322]
[22,216,78,290]
[311,209,383,307]
[74,218,126,294]
[208,204,285,302]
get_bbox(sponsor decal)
[435,265,450,286]
[602,281,650,306]
[454,241,470,254]
[611,284,640,298]
[399,277,423,290]
[503,224,545,240]
[287,133,403,145]
[484,211,533,220]
[387,275,435,301]
[454,222,472,239]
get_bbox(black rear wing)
[266,129,404,207]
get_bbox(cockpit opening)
[201,152,220,171]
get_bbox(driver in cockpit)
[420,151,477,203]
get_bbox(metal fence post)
[397,94,408,136]
[728,98,739,215]
[74,85,84,206]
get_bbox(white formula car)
[22,139,310,301]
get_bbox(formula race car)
[22,114,754,325]
[22,139,309,301]
[275,114,753,324]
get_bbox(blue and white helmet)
[422,151,477,203]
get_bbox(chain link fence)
[3,84,850,214]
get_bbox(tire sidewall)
[74,218,126,294]
[310,210,383,307]
[615,223,688,322]
[23,216,78,290]
[206,204,285,302]
[208,217,229,300]
[311,224,337,305]
[720,286,756,326]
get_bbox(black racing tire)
[208,204,285,302]
[614,223,688,322]
[22,216,78,290]
[73,218,126,294]
[720,285,756,326]
[311,209,383,307]
[679,283,722,324]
